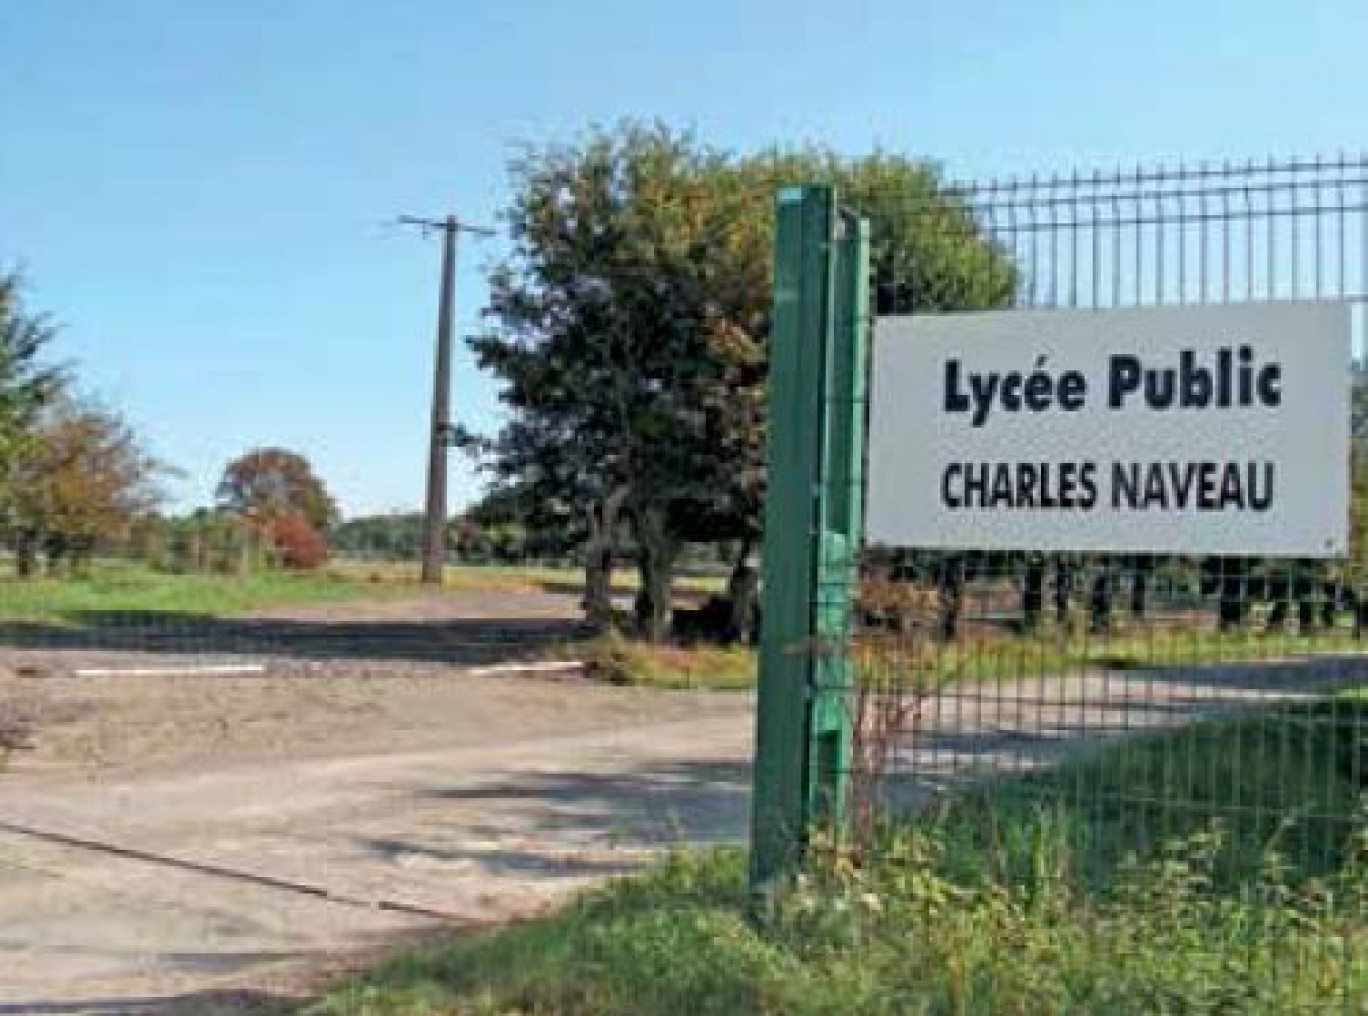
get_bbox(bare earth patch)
[0,663,687,777]
[0,588,593,775]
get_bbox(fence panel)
[842,158,1368,1010]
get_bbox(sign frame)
[866,301,1352,558]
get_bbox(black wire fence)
[832,157,1368,1009]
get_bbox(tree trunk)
[1130,567,1149,619]
[1218,559,1251,631]
[1297,594,1317,635]
[1088,559,1116,634]
[1052,558,1072,626]
[725,537,759,644]
[936,556,966,643]
[633,504,676,643]
[194,527,209,573]
[13,530,37,579]
[1295,570,1319,635]
[237,529,252,575]
[70,542,94,578]
[584,542,614,633]
[45,536,66,577]
[1020,557,1045,632]
[1267,596,1289,632]
[1321,582,1340,629]
[582,488,627,635]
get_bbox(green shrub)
[575,631,754,689]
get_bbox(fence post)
[749,186,870,902]
[810,209,870,828]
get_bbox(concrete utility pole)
[398,214,494,585]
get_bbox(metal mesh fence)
[834,157,1368,1008]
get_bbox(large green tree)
[474,124,1012,641]
[474,124,765,639]
[0,270,68,569]
[0,270,64,477]
[5,398,164,576]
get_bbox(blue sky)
[2,0,1365,516]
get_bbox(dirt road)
[0,706,752,1012]
[0,591,755,1013]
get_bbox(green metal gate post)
[749,185,870,900]
[810,208,870,828]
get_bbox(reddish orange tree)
[216,447,338,531]
[267,512,328,570]
[216,447,337,571]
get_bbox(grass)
[0,560,387,624]
[330,558,728,597]
[562,617,1368,694]
[572,632,756,690]
[330,559,580,594]
[0,559,726,626]
[547,613,1368,694]
[871,618,1368,688]
[311,693,1368,1015]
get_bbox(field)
[328,558,727,598]
[0,563,391,623]
[0,558,727,620]
[314,693,1368,1016]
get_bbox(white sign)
[866,302,1351,557]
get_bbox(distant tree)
[148,508,272,575]
[1353,361,1368,441]
[217,447,338,531]
[5,399,164,576]
[267,513,328,570]
[330,512,425,560]
[464,485,581,562]
[0,269,64,492]
[449,515,492,562]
